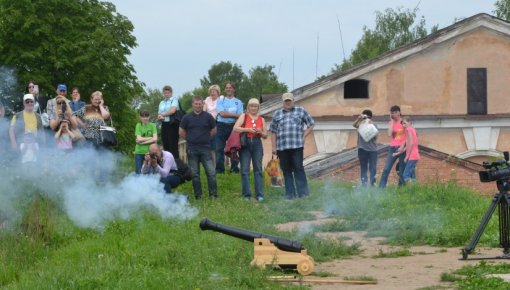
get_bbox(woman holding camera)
[353,109,378,186]
[75,91,111,147]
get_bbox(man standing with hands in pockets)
[269,93,314,199]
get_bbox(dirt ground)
[275,211,510,290]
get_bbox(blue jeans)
[215,122,239,173]
[379,146,405,188]
[403,160,418,183]
[160,175,181,193]
[240,138,264,199]
[135,154,145,174]
[358,148,378,186]
[187,147,217,198]
[277,148,308,198]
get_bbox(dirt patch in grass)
[275,213,510,290]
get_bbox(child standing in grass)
[393,116,420,183]
[134,110,158,174]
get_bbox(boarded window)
[467,68,487,115]
[344,79,369,99]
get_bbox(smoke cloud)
[0,141,198,230]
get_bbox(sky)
[108,0,495,97]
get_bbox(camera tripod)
[461,179,510,260]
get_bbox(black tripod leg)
[500,195,510,255]
[462,193,502,260]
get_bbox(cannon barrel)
[199,218,304,253]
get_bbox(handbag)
[358,120,378,142]
[264,156,283,187]
[99,117,117,146]
[169,100,185,125]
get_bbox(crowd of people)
[1,79,417,201]
[0,80,317,202]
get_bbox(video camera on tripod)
[462,151,510,260]
[478,151,510,191]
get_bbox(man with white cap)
[269,92,315,199]
[9,94,45,152]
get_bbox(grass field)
[1,164,509,289]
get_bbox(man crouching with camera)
[141,143,181,193]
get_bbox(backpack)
[171,158,193,184]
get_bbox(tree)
[200,61,245,92]
[332,7,437,73]
[494,0,510,20]
[0,0,143,153]
[242,65,288,101]
[184,62,287,106]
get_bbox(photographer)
[141,144,181,193]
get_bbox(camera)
[149,153,158,160]
[479,151,510,183]
[362,114,368,119]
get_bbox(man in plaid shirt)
[269,93,315,199]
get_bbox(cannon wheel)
[296,259,314,276]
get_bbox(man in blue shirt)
[269,93,315,199]
[180,96,217,199]
[215,82,243,173]
[69,87,86,112]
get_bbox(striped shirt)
[269,106,314,151]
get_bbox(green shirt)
[134,122,157,154]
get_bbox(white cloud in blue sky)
[109,0,494,96]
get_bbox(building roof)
[261,13,510,116]
[305,144,484,179]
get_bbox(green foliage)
[331,7,438,73]
[494,0,510,20]
[185,61,287,106]
[0,170,506,289]
[452,261,510,289]
[0,0,143,153]
[372,248,413,258]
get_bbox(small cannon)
[199,217,314,275]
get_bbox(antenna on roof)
[315,33,319,79]
[336,15,346,62]
[292,47,295,90]
[413,0,422,13]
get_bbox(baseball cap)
[23,94,35,101]
[282,92,294,101]
[57,84,67,91]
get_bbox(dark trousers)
[358,148,378,186]
[188,147,217,198]
[161,122,180,159]
[215,122,239,173]
[277,147,309,198]
[160,175,181,193]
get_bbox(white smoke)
[0,143,198,229]
[64,173,198,228]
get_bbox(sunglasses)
[57,101,64,105]
[25,100,34,104]
[28,86,34,89]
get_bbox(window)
[467,68,487,115]
[344,79,369,99]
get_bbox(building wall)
[299,28,510,117]
[317,151,495,195]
